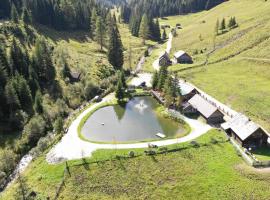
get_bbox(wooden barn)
[188,94,224,124]
[222,114,270,148]
[179,81,198,102]
[159,52,171,67]
[174,51,193,64]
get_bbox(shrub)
[84,81,101,101]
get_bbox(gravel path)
[46,93,211,164]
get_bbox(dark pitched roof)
[188,94,221,118]
[221,114,267,141]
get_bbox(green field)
[2,130,270,200]
[157,0,270,131]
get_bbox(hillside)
[2,0,270,199]
[160,0,270,131]
[2,130,270,200]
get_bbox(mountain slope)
[162,0,270,131]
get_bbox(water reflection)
[81,96,185,143]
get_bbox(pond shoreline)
[46,93,212,164]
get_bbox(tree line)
[152,66,182,108]
[121,0,224,22]
[0,0,120,31]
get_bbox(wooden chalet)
[174,51,193,64]
[222,114,270,148]
[159,52,171,67]
[188,94,224,124]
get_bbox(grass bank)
[3,130,270,199]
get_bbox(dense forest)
[0,0,123,30]
[0,0,126,189]
[120,0,224,37]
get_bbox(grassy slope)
[2,130,270,199]
[159,0,270,131]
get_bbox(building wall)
[244,128,269,147]
[207,110,224,124]
[177,54,193,64]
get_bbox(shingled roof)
[221,114,262,141]
[188,94,219,118]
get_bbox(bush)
[23,115,46,146]
[0,149,17,181]
[84,81,101,101]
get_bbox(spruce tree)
[33,37,55,83]
[152,70,159,89]
[115,78,124,100]
[11,4,19,23]
[22,7,32,25]
[157,65,168,90]
[0,44,9,74]
[120,70,127,89]
[34,91,43,114]
[154,18,161,41]
[139,14,149,45]
[220,18,226,31]
[10,38,29,77]
[95,16,106,51]
[5,80,20,113]
[90,8,98,38]
[16,75,33,114]
[107,25,124,70]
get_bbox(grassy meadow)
[157,0,270,131]
[2,130,270,200]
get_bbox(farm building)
[182,102,197,115]
[179,81,198,101]
[159,52,171,67]
[174,51,193,64]
[221,114,270,148]
[70,71,81,83]
[188,94,224,124]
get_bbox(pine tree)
[115,78,124,100]
[10,38,29,77]
[220,18,226,31]
[11,4,19,23]
[90,8,98,38]
[16,75,33,114]
[154,18,161,41]
[107,25,124,70]
[151,70,159,89]
[139,14,149,45]
[157,65,168,90]
[120,70,127,89]
[22,7,32,25]
[95,16,106,51]
[0,44,9,74]
[164,75,174,96]
[33,37,55,83]
[5,80,20,112]
[34,91,43,114]
[162,29,167,40]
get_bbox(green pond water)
[81,96,186,143]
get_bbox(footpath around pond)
[46,93,212,164]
